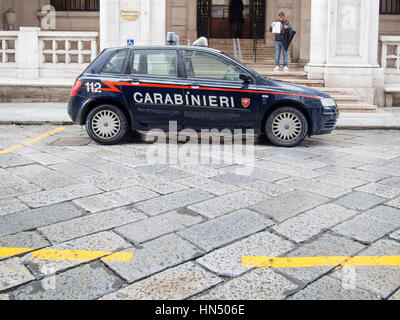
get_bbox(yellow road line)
[0,247,132,262]
[0,126,66,154]
[242,256,400,268]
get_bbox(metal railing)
[233,38,243,63]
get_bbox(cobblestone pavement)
[0,125,400,300]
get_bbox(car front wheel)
[86,104,128,145]
[265,107,308,147]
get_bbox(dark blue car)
[68,44,339,147]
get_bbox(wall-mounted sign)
[127,39,135,47]
[120,7,141,21]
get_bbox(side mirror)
[239,74,252,84]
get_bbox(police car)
[68,37,339,147]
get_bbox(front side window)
[131,50,177,77]
[101,50,128,74]
[183,50,248,82]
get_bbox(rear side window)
[101,49,129,74]
[131,49,177,77]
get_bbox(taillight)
[70,80,82,97]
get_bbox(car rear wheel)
[86,105,128,145]
[265,107,308,147]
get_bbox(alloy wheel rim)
[91,110,121,139]
[272,112,302,142]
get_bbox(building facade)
[0,0,399,106]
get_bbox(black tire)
[86,104,128,145]
[265,106,308,147]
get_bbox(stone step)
[271,79,325,87]
[259,71,308,79]
[337,103,377,112]
[331,95,360,104]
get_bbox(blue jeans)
[275,41,288,67]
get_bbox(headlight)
[320,98,336,107]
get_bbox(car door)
[182,49,258,130]
[120,48,185,131]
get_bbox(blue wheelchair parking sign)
[127,40,135,47]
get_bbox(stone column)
[306,0,383,102]
[100,0,165,50]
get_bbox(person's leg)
[275,41,281,67]
[282,46,288,67]
[238,22,243,38]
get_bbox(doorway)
[197,0,265,39]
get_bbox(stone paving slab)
[387,196,400,209]
[0,153,35,169]
[355,183,400,199]
[239,179,295,197]
[254,160,322,179]
[102,234,203,283]
[0,231,50,260]
[188,190,268,219]
[174,175,241,196]
[273,204,357,243]
[357,164,400,177]
[379,177,400,187]
[126,171,190,195]
[23,152,68,166]
[49,162,101,178]
[178,209,274,251]
[73,186,158,213]
[8,164,80,190]
[288,276,380,300]
[312,174,368,190]
[115,211,203,244]
[0,183,42,200]
[332,206,400,243]
[278,233,365,284]
[276,178,349,199]
[101,261,222,300]
[317,166,389,183]
[18,183,102,208]
[23,231,131,277]
[334,191,386,211]
[0,198,29,216]
[75,174,137,192]
[12,262,123,300]
[329,239,400,299]
[194,269,298,300]
[196,231,294,278]
[0,202,84,237]
[38,207,147,244]
[252,190,329,222]
[0,258,35,291]
[135,189,214,216]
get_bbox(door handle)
[191,85,199,89]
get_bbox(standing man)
[230,0,244,39]
[269,12,292,72]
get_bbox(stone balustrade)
[0,27,98,80]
